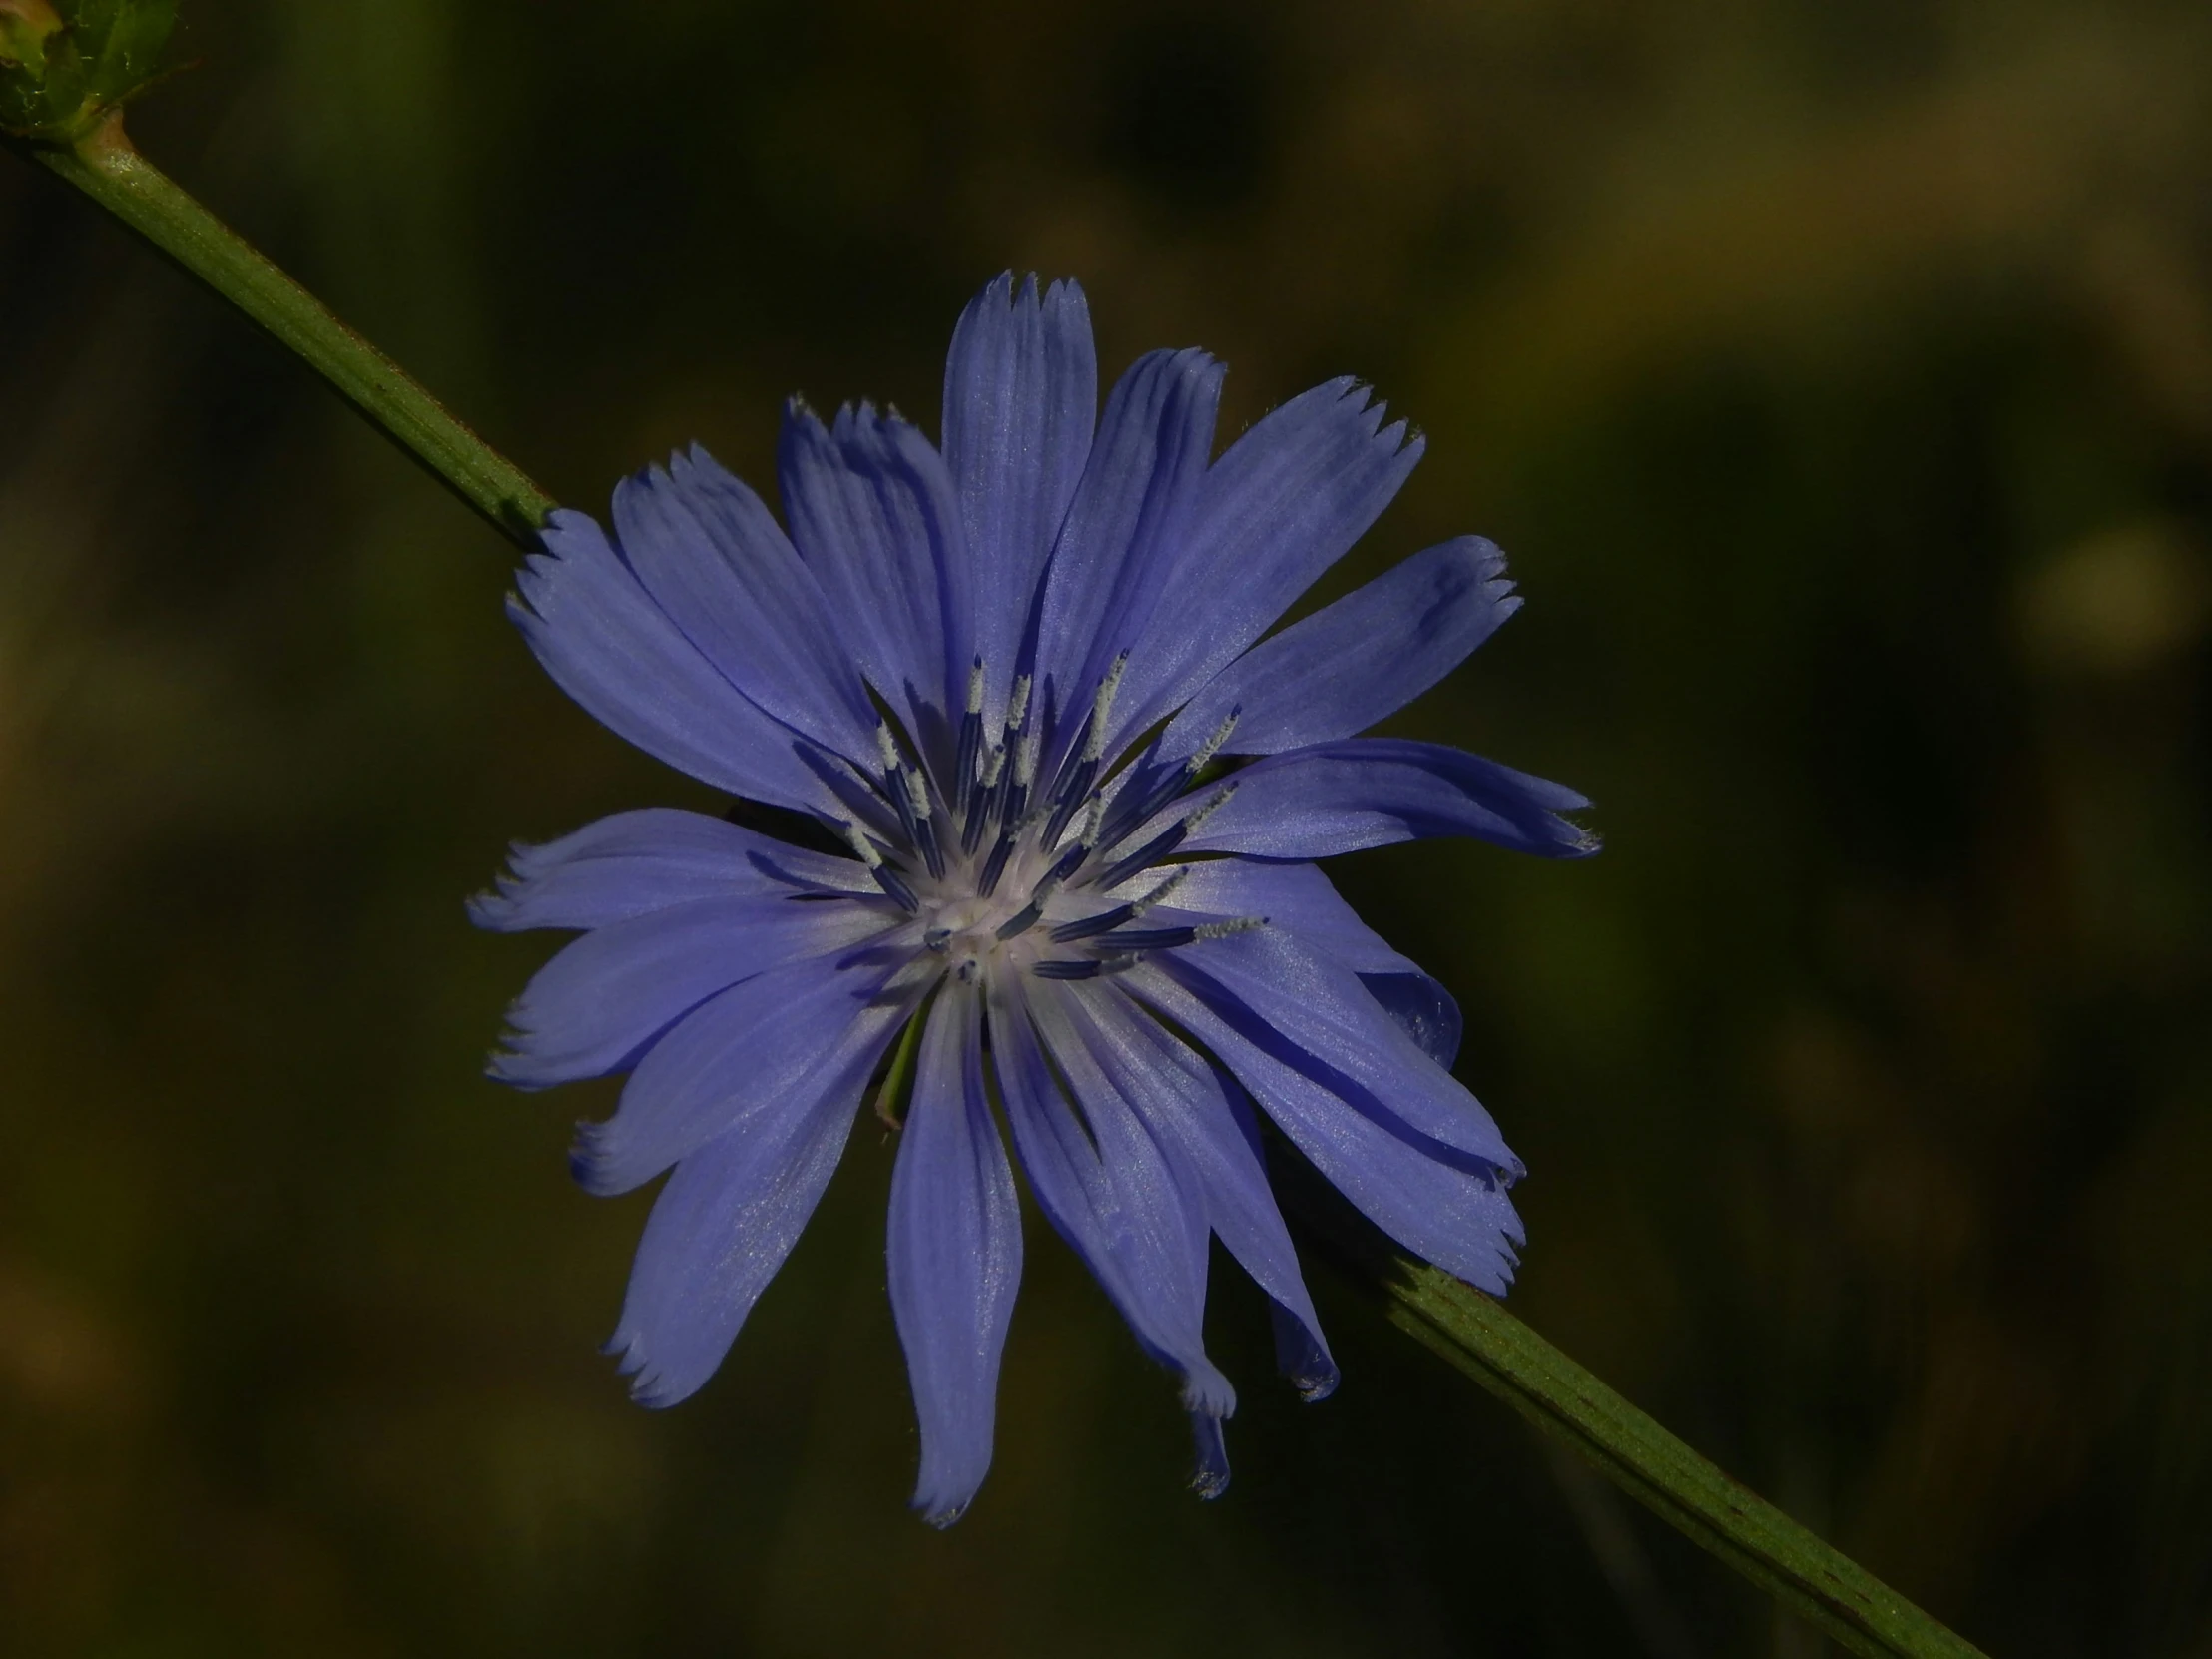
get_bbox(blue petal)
[1165,925,1518,1172]
[1161,537,1518,760]
[489,894,898,1090]
[1180,739,1599,860]
[1125,964,1524,1295]
[1055,982,1336,1402]
[1030,347,1223,759]
[511,511,839,813]
[779,402,973,757]
[1105,380,1422,756]
[1360,971,1463,1071]
[941,274,1097,729]
[1140,858,1418,975]
[887,985,1023,1527]
[613,449,883,766]
[572,944,919,1195]
[470,808,874,933]
[1354,968,1459,1070]
[606,1083,866,1408]
[989,978,1234,1417]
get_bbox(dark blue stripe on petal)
[1123,963,1524,1296]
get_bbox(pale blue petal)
[1166,925,1517,1172]
[1135,858,1418,975]
[1162,537,1518,759]
[1360,971,1463,1071]
[1180,740,1599,860]
[572,945,919,1195]
[990,978,1234,1419]
[1029,348,1223,761]
[613,449,883,765]
[887,985,1023,1527]
[779,402,973,758]
[1124,964,1524,1296]
[469,808,873,933]
[1106,380,1422,755]
[511,511,838,813]
[605,1083,866,1408]
[941,274,1096,728]
[489,894,898,1090]
[1056,982,1335,1401]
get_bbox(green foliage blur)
[3,1,2208,1653]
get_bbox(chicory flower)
[475,273,1595,1525]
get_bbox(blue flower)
[475,274,1596,1525]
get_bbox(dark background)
[3,2,2209,1654]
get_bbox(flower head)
[476,274,1596,1525]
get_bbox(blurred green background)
[4,1,2210,1654]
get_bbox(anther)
[965,657,985,716]
[1187,705,1241,774]
[1005,674,1032,735]
[874,722,903,776]
[1083,652,1129,764]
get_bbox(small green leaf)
[0,0,177,145]
[0,2,64,78]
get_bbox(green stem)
[1281,1163,1988,1659]
[11,121,1990,1659]
[15,115,554,546]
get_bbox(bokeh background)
[4,1,2210,1653]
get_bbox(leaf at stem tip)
[1,0,177,145]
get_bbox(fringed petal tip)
[1189,1411,1232,1501]
[1270,1302,1341,1402]
[566,1119,623,1197]
[483,1038,550,1092]
[601,1330,695,1412]
[914,1489,975,1530]
[464,885,516,931]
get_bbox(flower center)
[832,655,1256,987]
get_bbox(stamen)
[976,828,1019,898]
[1094,925,1199,952]
[1032,959,1104,980]
[1094,918,1261,953]
[1052,867,1190,942]
[1093,784,1236,889]
[1005,673,1032,735]
[954,656,986,823]
[841,821,920,912]
[994,900,1043,941]
[924,927,952,952]
[1108,708,1242,840]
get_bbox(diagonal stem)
[1278,1158,1989,1659]
[12,120,1991,1659]
[10,115,554,546]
